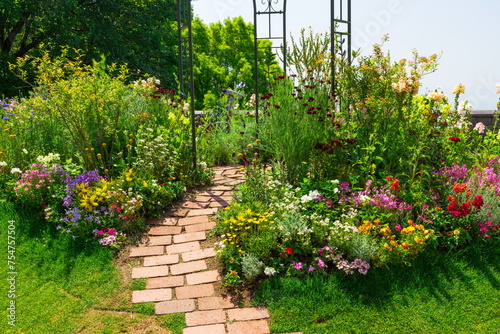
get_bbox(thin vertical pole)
[177,0,184,96]
[347,0,352,63]
[283,0,287,76]
[253,0,259,125]
[187,0,196,170]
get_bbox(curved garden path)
[128,166,302,334]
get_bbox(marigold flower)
[401,242,410,250]
[9,134,16,138]
[390,240,399,247]
[453,229,460,235]
[414,236,424,243]
[447,231,454,236]
[383,243,393,251]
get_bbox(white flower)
[264,267,276,276]
[11,168,21,174]
[496,83,500,94]
[22,149,28,154]
[300,190,320,203]
[0,161,7,166]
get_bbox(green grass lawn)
[255,240,500,334]
[0,201,184,334]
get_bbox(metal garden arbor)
[176,0,352,168]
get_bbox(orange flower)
[408,220,416,226]
[383,243,393,251]
[452,183,468,193]
[402,242,410,250]
[390,179,401,191]
[390,240,399,247]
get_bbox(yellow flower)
[255,139,261,144]
[414,236,424,244]
[379,226,392,236]
[129,139,133,144]
[240,168,245,172]
[117,152,123,157]
[390,240,399,247]
[401,242,410,250]
[383,243,393,251]
[9,134,16,138]
[126,144,131,149]
[447,231,454,236]
[90,148,94,151]
[237,153,244,159]
[97,153,102,160]
[101,143,107,147]
[453,229,460,235]
[247,144,252,149]
[129,133,134,138]
[452,84,466,94]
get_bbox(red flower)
[459,201,471,217]
[449,137,460,142]
[285,247,293,255]
[116,207,122,213]
[472,195,484,209]
[390,179,400,191]
[386,176,393,181]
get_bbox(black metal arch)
[252,0,352,120]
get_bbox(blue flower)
[2,117,9,121]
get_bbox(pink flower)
[116,207,122,213]
[108,228,117,235]
[395,224,402,231]
[316,259,325,268]
[97,230,103,236]
[291,261,303,270]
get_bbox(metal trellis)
[331,0,352,92]
[177,0,197,170]
[253,0,288,124]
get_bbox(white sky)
[193,0,500,110]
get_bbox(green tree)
[192,16,283,109]
[0,0,178,97]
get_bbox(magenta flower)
[316,259,325,268]
[291,261,303,270]
[395,224,402,231]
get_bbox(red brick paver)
[132,289,172,303]
[197,296,238,311]
[185,309,226,327]
[129,246,164,258]
[226,320,271,334]
[166,241,201,254]
[175,283,215,299]
[155,299,196,314]
[183,324,226,334]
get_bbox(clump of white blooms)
[36,153,60,167]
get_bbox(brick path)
[128,166,302,334]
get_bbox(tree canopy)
[192,16,283,109]
[0,0,178,96]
